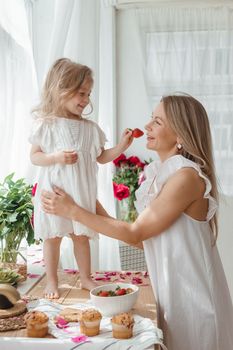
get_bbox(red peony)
[127,156,140,165]
[32,183,38,196]
[113,182,130,200]
[113,153,127,167]
[136,161,146,169]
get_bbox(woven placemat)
[0,300,27,319]
[0,311,27,331]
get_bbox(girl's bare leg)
[71,234,97,290]
[43,237,62,299]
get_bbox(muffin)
[78,309,102,336]
[111,312,135,339]
[24,310,49,337]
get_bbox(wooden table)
[0,270,161,349]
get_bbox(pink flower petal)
[71,335,89,343]
[32,260,43,264]
[27,273,41,278]
[94,277,111,281]
[55,316,69,329]
[64,269,78,274]
[132,277,143,284]
[104,271,117,277]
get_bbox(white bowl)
[90,283,139,317]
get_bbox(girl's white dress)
[135,155,233,350]
[29,116,106,240]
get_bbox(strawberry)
[132,128,144,138]
[98,290,109,297]
[116,288,126,296]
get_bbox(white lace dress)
[29,116,106,240]
[135,155,233,350]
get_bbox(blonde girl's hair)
[32,58,93,118]
[162,94,218,243]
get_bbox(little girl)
[29,58,133,298]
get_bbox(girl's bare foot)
[43,281,59,299]
[80,277,98,291]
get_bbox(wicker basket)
[119,243,147,271]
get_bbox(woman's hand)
[41,186,76,218]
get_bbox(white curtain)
[120,4,233,195]
[0,0,121,271]
[0,0,38,181]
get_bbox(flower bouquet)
[112,154,148,222]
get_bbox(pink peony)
[138,172,146,185]
[31,183,37,196]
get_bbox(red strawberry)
[132,128,144,138]
[98,291,109,297]
[116,288,127,296]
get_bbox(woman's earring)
[82,101,93,116]
[177,143,182,150]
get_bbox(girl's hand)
[118,128,134,152]
[41,186,76,218]
[54,150,78,165]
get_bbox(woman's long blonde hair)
[162,94,218,242]
[33,58,93,118]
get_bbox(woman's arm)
[30,145,78,166]
[95,200,143,249]
[97,129,133,164]
[41,168,204,244]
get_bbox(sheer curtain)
[135,5,233,195]
[0,0,38,181]
[0,0,121,270]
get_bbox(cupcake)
[111,312,135,339]
[24,310,49,338]
[78,309,102,336]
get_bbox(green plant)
[0,173,35,263]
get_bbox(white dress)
[135,155,233,350]
[29,116,106,240]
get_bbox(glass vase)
[118,196,138,223]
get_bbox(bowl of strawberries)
[90,282,139,316]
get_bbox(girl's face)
[64,79,93,117]
[145,102,178,160]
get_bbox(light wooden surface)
[0,270,160,348]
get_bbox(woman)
[41,94,233,350]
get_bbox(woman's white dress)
[135,155,233,350]
[29,116,106,240]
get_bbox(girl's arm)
[42,168,205,244]
[97,129,133,164]
[30,145,78,166]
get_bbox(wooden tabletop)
[0,270,160,348]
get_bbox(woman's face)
[145,102,178,160]
[64,79,92,117]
